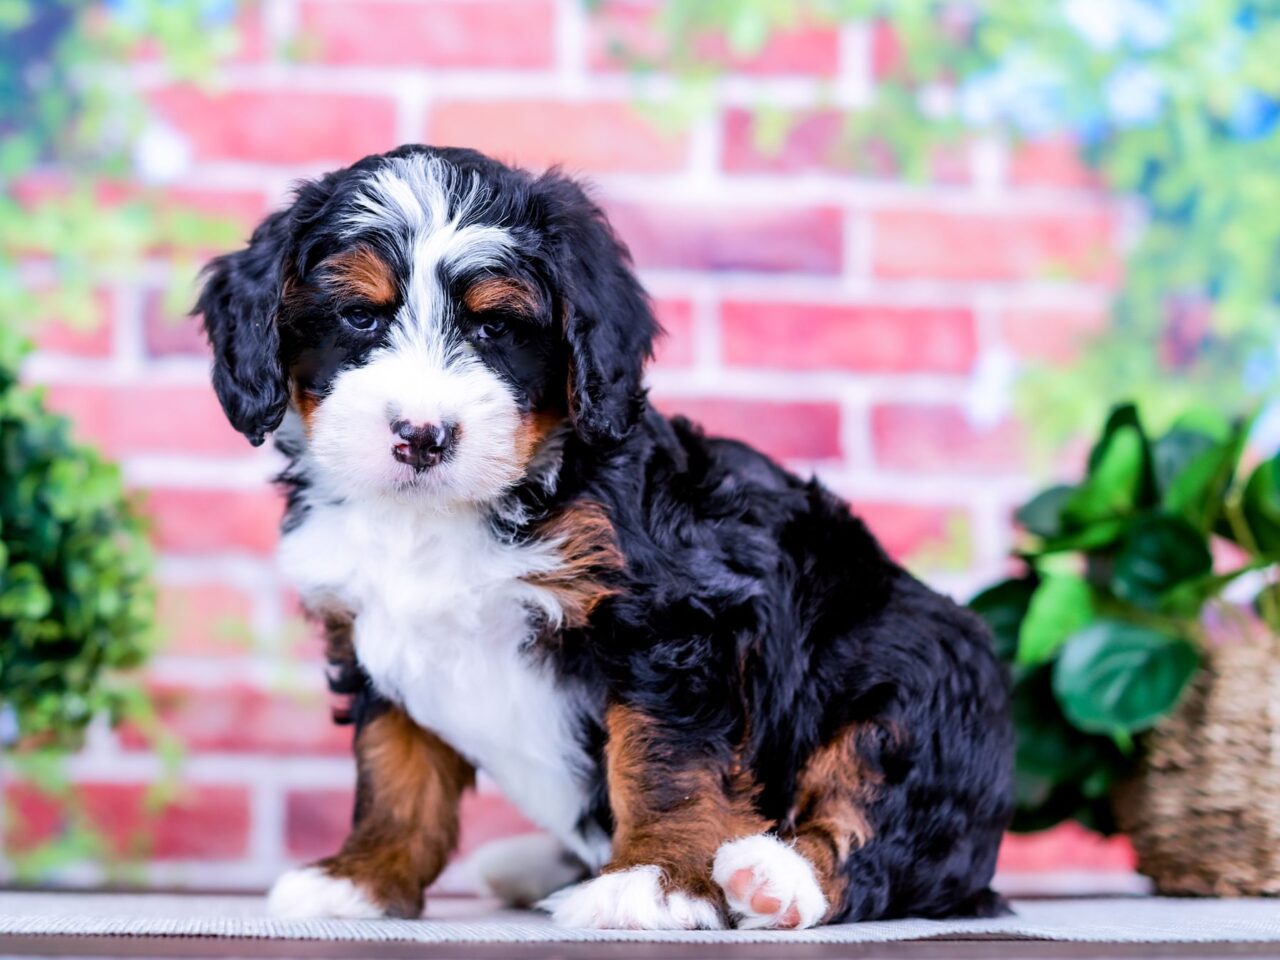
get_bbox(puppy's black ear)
[538,171,659,447]
[195,209,292,447]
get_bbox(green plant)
[969,401,1279,832]
[0,0,249,878]
[629,1,1280,443]
[0,326,155,746]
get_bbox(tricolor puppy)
[197,145,1013,930]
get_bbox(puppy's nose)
[390,419,457,472]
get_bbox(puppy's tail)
[952,887,1013,918]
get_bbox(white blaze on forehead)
[344,154,516,348]
[308,153,526,507]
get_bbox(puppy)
[197,145,1013,930]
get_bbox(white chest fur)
[279,496,607,868]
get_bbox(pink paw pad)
[727,867,802,927]
[712,834,827,930]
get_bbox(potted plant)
[0,326,155,749]
[971,402,1280,895]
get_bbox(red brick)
[287,610,329,663]
[9,172,76,210]
[430,101,688,174]
[146,488,282,554]
[869,19,965,82]
[871,404,1022,473]
[42,384,247,458]
[299,0,554,69]
[145,289,211,357]
[869,20,903,79]
[6,783,249,860]
[284,788,352,860]
[588,1,839,76]
[652,298,695,368]
[28,288,114,358]
[722,108,969,183]
[285,787,538,861]
[1009,137,1101,190]
[1000,305,1109,363]
[606,202,842,274]
[721,301,976,373]
[149,87,397,165]
[657,397,841,462]
[32,321,112,358]
[123,684,350,755]
[156,582,256,657]
[722,108,849,175]
[871,208,1119,283]
[456,791,540,858]
[855,502,967,562]
[998,822,1136,873]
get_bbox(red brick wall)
[6,0,1132,893]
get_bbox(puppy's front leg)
[550,703,768,930]
[269,704,474,919]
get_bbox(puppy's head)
[197,146,656,505]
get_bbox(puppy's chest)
[279,499,603,858]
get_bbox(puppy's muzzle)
[391,418,457,472]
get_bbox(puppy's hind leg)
[463,833,587,907]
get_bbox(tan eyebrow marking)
[321,245,397,305]
[463,277,539,316]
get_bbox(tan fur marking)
[786,723,882,918]
[603,704,770,909]
[525,500,625,629]
[322,245,396,304]
[513,410,564,471]
[319,707,474,918]
[464,277,539,316]
[291,383,321,434]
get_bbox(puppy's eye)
[474,319,507,341]
[343,310,379,332]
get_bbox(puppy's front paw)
[544,865,723,930]
[267,866,384,919]
[713,835,827,930]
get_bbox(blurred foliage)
[0,325,155,746]
[0,0,248,337]
[0,0,241,874]
[971,402,1278,831]
[634,0,1280,441]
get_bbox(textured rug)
[1,892,1279,945]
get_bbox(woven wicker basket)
[1112,620,1280,896]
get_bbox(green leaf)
[1052,621,1199,736]
[1016,574,1093,666]
[1007,668,1127,834]
[1112,513,1213,607]
[1241,456,1280,556]
[1035,517,1128,555]
[0,563,53,620]
[969,576,1038,662]
[1155,414,1251,531]
[1062,409,1152,527]
[1016,485,1075,540]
